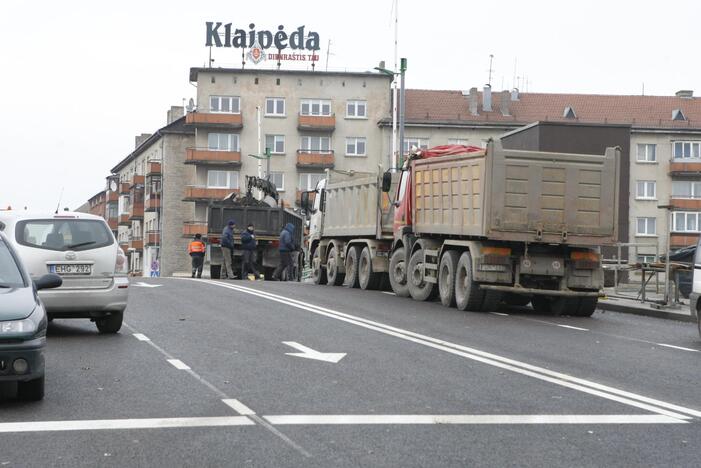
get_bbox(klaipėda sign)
[205,22,321,64]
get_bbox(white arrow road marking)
[132,282,162,288]
[282,341,346,363]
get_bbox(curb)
[598,300,696,323]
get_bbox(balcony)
[669,198,701,210]
[119,242,128,255]
[296,150,334,169]
[107,218,118,230]
[119,182,131,195]
[185,148,242,166]
[145,230,161,246]
[669,159,701,176]
[129,237,144,251]
[128,202,144,220]
[183,221,208,237]
[146,162,162,176]
[297,114,335,131]
[183,186,238,202]
[107,191,119,202]
[185,112,243,129]
[145,194,161,212]
[131,175,145,186]
[671,232,700,248]
[118,214,131,226]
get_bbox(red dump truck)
[301,138,620,316]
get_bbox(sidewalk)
[598,287,696,323]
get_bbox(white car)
[0,211,128,334]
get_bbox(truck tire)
[455,251,485,312]
[503,293,531,307]
[438,250,459,307]
[389,247,410,298]
[481,290,504,312]
[312,249,327,285]
[531,296,577,316]
[572,296,598,317]
[408,248,436,301]
[345,246,360,289]
[359,246,381,290]
[326,247,345,286]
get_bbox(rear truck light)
[479,246,512,272]
[570,250,600,270]
[482,246,512,256]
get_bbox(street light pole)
[398,57,407,168]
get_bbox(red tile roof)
[405,89,701,129]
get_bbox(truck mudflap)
[479,285,601,297]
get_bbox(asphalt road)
[0,277,699,467]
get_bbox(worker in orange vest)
[188,233,206,278]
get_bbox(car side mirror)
[34,273,62,290]
[381,171,392,193]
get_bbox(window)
[301,136,331,153]
[636,144,656,162]
[448,138,470,145]
[207,170,239,189]
[265,134,285,154]
[346,100,367,118]
[209,96,240,114]
[672,212,701,233]
[637,255,657,264]
[0,240,25,288]
[107,204,118,219]
[207,133,239,151]
[265,97,285,116]
[403,137,429,153]
[672,180,701,199]
[673,141,701,159]
[635,181,656,200]
[16,219,114,252]
[268,172,285,191]
[299,173,324,191]
[301,99,332,116]
[345,137,367,156]
[636,217,656,236]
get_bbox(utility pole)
[399,57,407,168]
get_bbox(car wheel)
[389,247,410,298]
[17,375,45,401]
[96,311,124,334]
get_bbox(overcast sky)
[1,0,699,211]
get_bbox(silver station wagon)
[0,211,129,334]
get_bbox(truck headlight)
[0,318,37,334]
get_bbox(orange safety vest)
[188,240,205,254]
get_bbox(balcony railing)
[128,202,144,220]
[183,221,208,237]
[118,214,131,226]
[129,237,144,251]
[119,182,131,195]
[145,230,161,246]
[145,195,161,212]
[669,197,701,210]
[185,111,243,128]
[146,161,162,176]
[131,175,145,186]
[671,232,700,248]
[297,114,336,131]
[296,150,334,168]
[185,148,242,166]
[107,191,119,202]
[669,159,701,175]
[183,186,239,201]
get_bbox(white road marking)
[199,280,701,420]
[132,333,150,341]
[264,414,684,425]
[223,399,256,415]
[381,291,396,295]
[657,343,700,353]
[167,359,191,370]
[0,417,254,433]
[490,312,509,316]
[556,324,589,331]
[132,282,162,288]
[282,341,346,363]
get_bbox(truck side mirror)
[381,171,392,193]
[300,191,310,211]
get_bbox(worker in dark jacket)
[272,222,296,281]
[188,234,206,278]
[240,223,262,280]
[220,219,236,279]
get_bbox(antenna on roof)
[487,54,494,87]
[55,187,64,215]
[642,82,645,96]
[186,98,195,112]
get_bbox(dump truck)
[207,177,304,280]
[301,138,620,316]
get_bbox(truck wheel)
[481,290,504,312]
[503,293,531,307]
[408,249,436,301]
[389,247,410,298]
[345,246,360,289]
[17,375,45,401]
[531,296,576,316]
[359,246,381,290]
[326,247,345,286]
[438,250,459,307]
[572,296,598,317]
[312,249,327,285]
[455,251,485,311]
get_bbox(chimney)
[468,87,479,115]
[167,105,184,124]
[483,84,492,112]
[511,88,519,101]
[676,90,693,99]
[500,90,511,116]
[135,133,152,149]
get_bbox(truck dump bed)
[412,139,620,245]
[208,202,303,242]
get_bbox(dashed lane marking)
[657,343,700,353]
[556,324,589,331]
[132,333,150,341]
[167,359,191,370]
[223,399,256,415]
[0,417,254,433]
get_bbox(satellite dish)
[186,98,195,112]
[109,180,118,192]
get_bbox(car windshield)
[0,239,25,288]
[16,219,114,252]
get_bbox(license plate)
[50,264,92,275]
